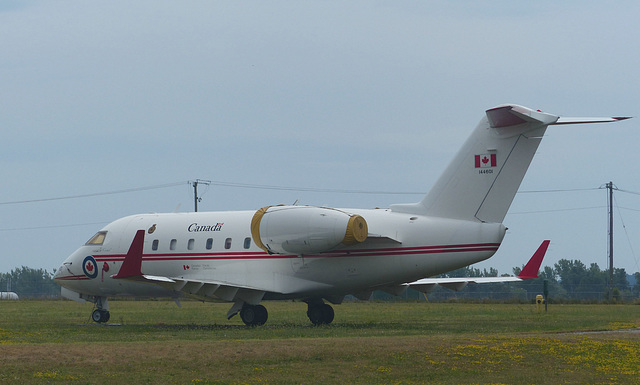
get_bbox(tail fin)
[391,104,629,223]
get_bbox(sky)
[1,1,639,278]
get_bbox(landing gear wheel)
[240,304,268,326]
[254,305,268,326]
[321,303,334,324]
[307,306,323,325]
[92,309,110,323]
[307,303,334,326]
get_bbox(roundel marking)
[82,256,98,279]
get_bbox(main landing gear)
[90,296,110,323]
[240,304,268,326]
[237,300,335,326]
[306,300,334,326]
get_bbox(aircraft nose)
[53,265,66,282]
[53,262,73,286]
[53,252,85,287]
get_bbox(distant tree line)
[2,260,640,302]
[0,266,60,298]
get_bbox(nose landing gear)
[92,308,111,323]
[90,296,110,323]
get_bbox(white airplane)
[53,104,629,325]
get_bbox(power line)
[0,221,110,232]
[613,195,640,273]
[0,182,188,205]
[617,188,640,196]
[0,180,426,207]
[617,206,640,213]
[0,180,638,236]
[1,179,638,208]
[517,188,600,194]
[207,180,426,195]
[509,206,605,215]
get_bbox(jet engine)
[250,205,368,255]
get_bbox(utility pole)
[606,181,615,301]
[191,179,211,212]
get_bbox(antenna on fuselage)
[191,179,211,212]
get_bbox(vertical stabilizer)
[391,105,629,222]
[391,105,557,223]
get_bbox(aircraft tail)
[390,104,629,223]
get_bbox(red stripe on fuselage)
[92,243,500,263]
[54,275,91,281]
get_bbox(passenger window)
[170,239,177,251]
[85,231,107,246]
[152,240,159,251]
[206,238,213,250]
[225,238,232,250]
[188,239,195,250]
[244,237,251,249]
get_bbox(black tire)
[254,304,268,326]
[92,309,103,323]
[240,304,268,326]
[321,304,334,325]
[92,309,109,323]
[307,305,325,326]
[240,305,257,326]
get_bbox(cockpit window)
[85,231,107,246]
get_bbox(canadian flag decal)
[475,154,497,168]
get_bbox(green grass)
[1,300,639,384]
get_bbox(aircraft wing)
[406,240,550,293]
[131,274,267,304]
[112,230,269,315]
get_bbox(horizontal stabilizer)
[552,116,632,125]
[486,105,559,128]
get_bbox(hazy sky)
[1,1,639,277]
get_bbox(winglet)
[112,230,145,279]
[517,240,550,279]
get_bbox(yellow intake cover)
[250,206,271,253]
[342,214,368,245]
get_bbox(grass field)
[1,300,639,384]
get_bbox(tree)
[633,272,640,296]
[554,259,601,300]
[612,267,629,292]
[0,266,60,298]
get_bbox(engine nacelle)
[251,205,368,255]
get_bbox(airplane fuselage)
[55,209,505,301]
